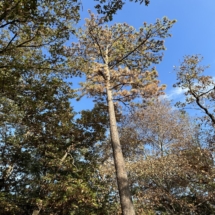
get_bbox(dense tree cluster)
[0,1,214,215]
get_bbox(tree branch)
[88,25,106,64]
[198,86,215,98]
[0,1,21,22]
[109,25,165,69]
[0,33,17,54]
[188,85,215,125]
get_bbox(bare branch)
[190,89,215,125]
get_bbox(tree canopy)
[0,1,215,215]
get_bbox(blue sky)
[71,0,215,112]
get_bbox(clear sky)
[71,0,215,112]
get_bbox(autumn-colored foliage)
[0,1,215,215]
[67,12,175,215]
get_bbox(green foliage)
[0,1,115,214]
[0,0,81,81]
[1,1,214,215]
[94,0,150,21]
[0,71,111,214]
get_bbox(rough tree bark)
[104,49,135,215]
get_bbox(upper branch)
[0,33,17,54]
[188,81,215,125]
[88,25,106,64]
[108,25,165,69]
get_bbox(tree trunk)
[106,77,135,215]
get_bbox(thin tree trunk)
[105,75,135,215]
